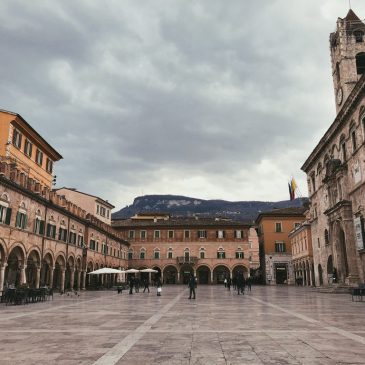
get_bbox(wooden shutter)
[23,214,28,229]
[5,208,12,225]
[39,221,45,235]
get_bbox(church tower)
[330,9,365,114]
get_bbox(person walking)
[156,277,162,296]
[227,277,231,291]
[188,273,196,299]
[237,272,244,295]
[247,277,252,292]
[143,278,150,293]
[224,277,227,288]
[232,276,237,290]
[135,277,140,293]
[129,276,134,295]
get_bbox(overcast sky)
[0,1,362,210]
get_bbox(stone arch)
[196,264,211,285]
[180,263,194,284]
[5,245,26,287]
[213,264,230,284]
[86,261,95,288]
[41,252,54,287]
[53,253,66,291]
[26,249,41,288]
[232,264,249,279]
[0,238,7,266]
[163,264,178,284]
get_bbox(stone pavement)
[0,286,365,365]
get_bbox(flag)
[291,178,297,200]
[288,182,294,201]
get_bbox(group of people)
[224,274,252,295]
[127,276,162,296]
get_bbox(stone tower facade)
[330,9,365,114]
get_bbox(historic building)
[112,213,259,284]
[256,207,306,285]
[0,111,129,293]
[0,109,63,189]
[289,218,314,286]
[301,10,365,286]
[55,187,114,225]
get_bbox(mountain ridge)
[112,194,307,222]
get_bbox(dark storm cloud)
[0,0,356,207]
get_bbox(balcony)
[177,256,198,265]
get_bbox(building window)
[100,206,106,217]
[341,141,347,162]
[168,230,174,239]
[216,230,225,239]
[354,30,364,43]
[58,227,68,242]
[311,174,316,193]
[107,210,110,219]
[275,222,282,233]
[96,205,99,214]
[69,231,77,245]
[15,211,27,229]
[184,230,190,239]
[34,217,44,235]
[200,250,205,259]
[140,250,145,259]
[128,230,135,239]
[24,138,33,157]
[36,149,43,166]
[168,250,173,259]
[234,230,243,239]
[294,222,301,228]
[46,223,56,239]
[128,251,133,260]
[324,229,329,245]
[0,204,11,225]
[275,241,286,252]
[154,230,160,239]
[154,250,160,259]
[184,250,190,262]
[78,234,84,246]
[198,230,207,239]
[46,158,53,173]
[217,250,226,259]
[140,230,147,239]
[89,239,96,250]
[352,130,357,151]
[236,251,244,259]
[356,52,365,75]
[12,128,22,148]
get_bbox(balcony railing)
[177,256,198,265]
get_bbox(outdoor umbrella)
[124,268,140,273]
[139,268,158,273]
[88,268,125,275]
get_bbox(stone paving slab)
[1,286,365,364]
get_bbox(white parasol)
[88,268,126,275]
[139,268,158,273]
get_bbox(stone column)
[211,271,214,285]
[70,269,75,290]
[60,269,66,293]
[177,272,180,284]
[308,266,312,287]
[0,264,7,292]
[229,269,233,280]
[149,272,152,284]
[81,271,86,290]
[161,271,164,283]
[35,267,41,288]
[101,274,104,286]
[49,267,55,288]
[77,271,81,291]
[20,265,27,285]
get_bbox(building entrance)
[275,264,288,284]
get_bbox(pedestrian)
[135,277,140,293]
[224,277,227,288]
[156,277,162,296]
[188,273,196,299]
[232,276,237,290]
[237,272,244,295]
[227,277,231,291]
[143,278,150,293]
[247,276,252,292]
[129,276,134,295]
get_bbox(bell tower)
[330,9,365,114]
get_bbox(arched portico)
[232,265,249,279]
[163,265,178,284]
[5,245,26,287]
[65,256,75,290]
[196,265,211,284]
[26,249,41,288]
[41,252,54,287]
[53,254,66,292]
[213,265,230,284]
[180,264,194,284]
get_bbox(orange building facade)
[0,109,62,189]
[112,214,260,284]
[256,207,306,285]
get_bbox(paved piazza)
[1,286,365,365]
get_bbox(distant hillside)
[112,195,307,222]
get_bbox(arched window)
[235,247,244,259]
[340,134,346,162]
[356,52,365,75]
[153,248,160,259]
[354,30,364,43]
[199,247,205,259]
[167,247,173,259]
[217,247,226,259]
[184,248,190,262]
[128,249,133,260]
[324,229,329,245]
[140,248,146,260]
